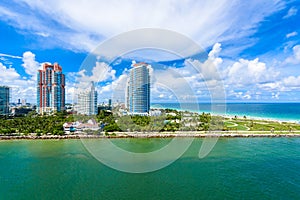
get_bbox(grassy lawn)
[224,119,300,132]
[224,121,249,131]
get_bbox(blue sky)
[0,0,300,103]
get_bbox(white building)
[77,82,97,115]
[126,62,150,115]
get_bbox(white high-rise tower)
[126,62,150,115]
[77,82,98,115]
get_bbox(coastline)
[155,102,300,123]
[215,113,300,124]
[1,131,300,140]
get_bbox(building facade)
[0,86,10,116]
[37,63,65,114]
[126,62,150,115]
[77,82,98,115]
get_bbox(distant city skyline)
[0,1,300,103]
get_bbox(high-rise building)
[37,63,65,114]
[21,99,26,106]
[0,86,10,116]
[126,62,150,115]
[77,82,98,115]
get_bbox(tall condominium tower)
[77,82,98,115]
[0,86,9,116]
[126,62,150,115]
[37,63,65,114]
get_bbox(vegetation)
[95,109,223,132]
[224,118,300,132]
[0,111,70,135]
[1,108,300,136]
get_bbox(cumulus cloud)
[0,62,20,81]
[272,92,280,99]
[67,40,300,102]
[0,61,37,103]
[0,51,53,103]
[77,62,116,84]
[257,75,300,95]
[226,58,279,86]
[22,51,41,77]
[185,43,223,81]
[64,83,79,103]
[208,43,222,59]
[154,68,198,101]
[144,43,226,102]
[285,45,300,64]
[282,76,300,87]
[66,40,300,102]
[70,61,125,102]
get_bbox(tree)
[198,112,211,131]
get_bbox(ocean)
[0,138,300,199]
[152,103,300,121]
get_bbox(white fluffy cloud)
[68,61,118,102]
[22,51,41,77]
[272,92,280,99]
[77,62,116,84]
[258,75,300,94]
[285,45,300,64]
[226,58,279,86]
[143,43,226,102]
[185,43,223,81]
[282,76,300,87]
[228,90,252,100]
[0,62,37,103]
[0,51,43,103]
[0,62,20,81]
[49,40,300,102]
[223,56,285,100]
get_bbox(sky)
[0,0,300,103]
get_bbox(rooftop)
[132,62,148,67]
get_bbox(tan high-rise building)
[37,63,65,114]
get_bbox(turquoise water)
[0,138,300,199]
[152,103,300,121]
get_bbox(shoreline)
[153,103,300,123]
[215,113,299,124]
[158,107,299,123]
[1,131,300,140]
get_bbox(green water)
[0,138,300,199]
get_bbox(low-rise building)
[63,119,99,134]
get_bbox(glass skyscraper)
[0,86,9,116]
[126,62,150,115]
[37,63,65,114]
[77,82,98,115]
